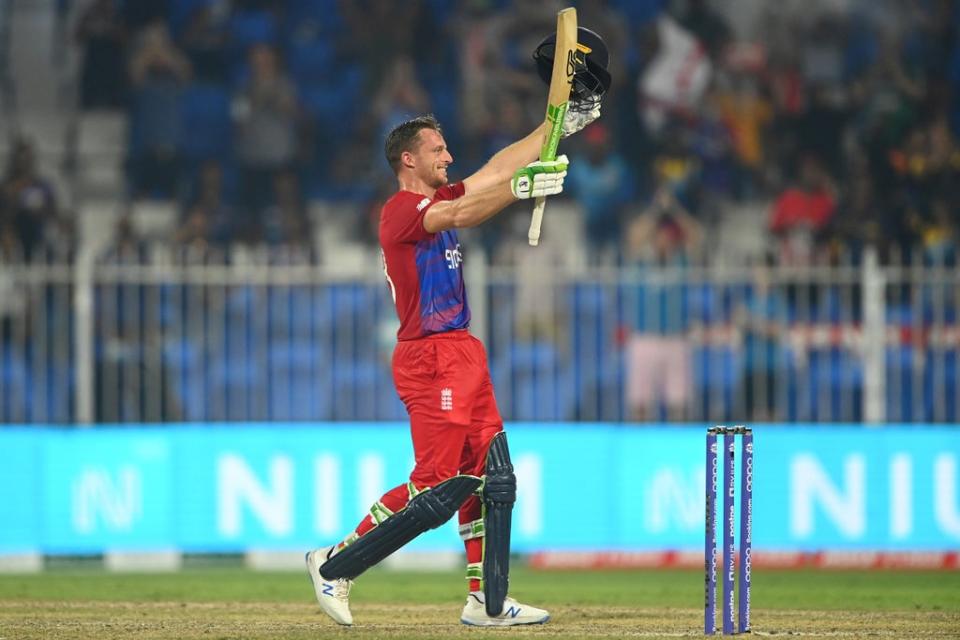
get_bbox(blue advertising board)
[1,425,958,554]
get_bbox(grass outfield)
[1,567,958,639]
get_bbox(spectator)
[766,49,807,186]
[795,84,850,179]
[920,197,958,265]
[713,71,772,197]
[823,157,886,260]
[450,0,503,169]
[42,211,79,262]
[691,90,737,199]
[475,96,533,256]
[566,123,633,264]
[671,0,731,61]
[926,117,960,200]
[233,43,301,235]
[74,0,128,109]
[182,160,233,245]
[173,206,213,253]
[127,19,192,198]
[120,0,167,31]
[575,0,629,95]
[264,170,314,253]
[769,154,836,267]
[0,139,58,261]
[651,123,700,213]
[798,13,846,91]
[357,178,396,248]
[0,223,27,341]
[370,55,431,176]
[895,119,960,216]
[850,29,925,150]
[102,213,147,262]
[483,0,559,126]
[623,187,704,421]
[638,15,713,135]
[180,3,231,85]
[495,215,568,344]
[340,0,420,94]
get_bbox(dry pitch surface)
[1,567,958,640]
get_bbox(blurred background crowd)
[2,0,957,266]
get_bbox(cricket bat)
[528,7,578,247]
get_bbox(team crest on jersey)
[440,387,453,411]
[416,197,431,211]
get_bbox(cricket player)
[304,103,598,626]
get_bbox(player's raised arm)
[460,100,601,197]
[460,123,550,195]
[423,155,569,233]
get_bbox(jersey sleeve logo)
[445,243,463,270]
[416,197,431,211]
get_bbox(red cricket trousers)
[343,329,502,589]
[393,329,504,487]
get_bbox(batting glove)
[562,101,601,138]
[511,154,568,199]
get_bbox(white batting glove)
[562,101,601,138]
[511,154,568,199]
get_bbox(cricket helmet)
[533,26,612,111]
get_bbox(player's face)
[413,128,453,188]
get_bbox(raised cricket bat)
[528,7,578,246]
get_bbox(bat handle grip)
[528,196,546,246]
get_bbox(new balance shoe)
[305,546,353,625]
[460,591,550,626]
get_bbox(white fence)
[1,246,958,424]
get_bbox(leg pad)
[482,432,516,616]
[320,474,481,580]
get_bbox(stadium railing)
[0,245,957,425]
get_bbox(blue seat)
[299,63,364,128]
[324,283,376,323]
[179,84,232,161]
[567,283,611,317]
[885,345,919,421]
[612,0,664,25]
[42,362,75,423]
[286,0,345,34]
[571,349,625,422]
[803,347,863,422]
[226,285,263,317]
[267,287,317,337]
[492,341,576,421]
[692,345,740,420]
[924,349,958,422]
[229,10,278,50]
[169,0,213,35]
[267,340,324,370]
[269,371,332,420]
[331,359,396,420]
[1,350,31,421]
[287,39,335,86]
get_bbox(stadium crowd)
[2,0,958,266]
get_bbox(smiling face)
[403,127,453,189]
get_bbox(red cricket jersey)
[379,183,471,341]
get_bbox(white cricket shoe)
[460,591,550,626]
[305,546,353,625]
